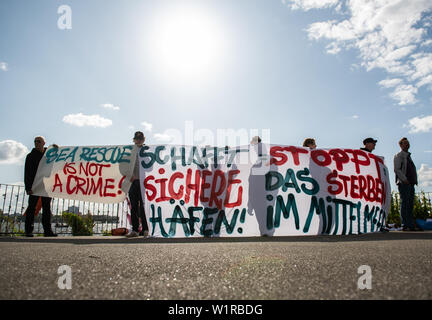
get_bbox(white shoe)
[126,231,139,238]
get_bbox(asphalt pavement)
[0,231,431,300]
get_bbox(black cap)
[363,137,377,145]
[133,131,144,140]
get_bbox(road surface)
[1,231,431,300]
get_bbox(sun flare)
[146,6,227,83]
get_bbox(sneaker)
[44,231,58,237]
[142,230,149,237]
[25,233,34,238]
[126,231,139,238]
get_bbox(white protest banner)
[139,144,391,238]
[32,145,137,203]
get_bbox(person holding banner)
[126,131,149,238]
[361,137,377,153]
[302,138,317,150]
[360,138,389,232]
[24,136,57,237]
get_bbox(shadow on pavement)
[0,231,431,245]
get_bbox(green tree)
[388,192,401,225]
[388,192,432,225]
[413,191,432,221]
[62,211,94,236]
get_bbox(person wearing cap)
[24,136,58,237]
[361,138,377,153]
[394,137,422,231]
[126,131,149,238]
[361,137,390,232]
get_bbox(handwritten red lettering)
[270,146,308,166]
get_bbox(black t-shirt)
[405,154,417,185]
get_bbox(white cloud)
[0,62,8,71]
[410,52,432,83]
[0,140,29,164]
[62,113,112,128]
[378,78,403,88]
[418,164,432,189]
[417,74,432,88]
[390,84,418,105]
[284,0,339,11]
[153,133,174,143]
[406,114,432,133]
[326,42,342,54]
[290,0,432,106]
[308,19,357,41]
[100,103,120,111]
[141,121,153,132]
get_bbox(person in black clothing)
[394,137,422,231]
[24,136,57,237]
[125,131,149,238]
[361,137,377,153]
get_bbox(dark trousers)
[129,180,148,233]
[398,183,415,228]
[25,195,53,234]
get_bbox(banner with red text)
[140,144,391,237]
[31,145,137,203]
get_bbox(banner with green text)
[31,145,137,203]
[140,144,391,237]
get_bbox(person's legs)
[128,180,140,233]
[137,187,148,233]
[25,195,39,235]
[398,184,414,229]
[41,197,55,235]
[139,202,148,233]
[406,184,415,228]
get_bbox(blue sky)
[0,0,431,192]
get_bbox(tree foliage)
[388,192,432,225]
[62,211,94,236]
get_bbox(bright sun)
[146,6,227,83]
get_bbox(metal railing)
[0,183,131,235]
